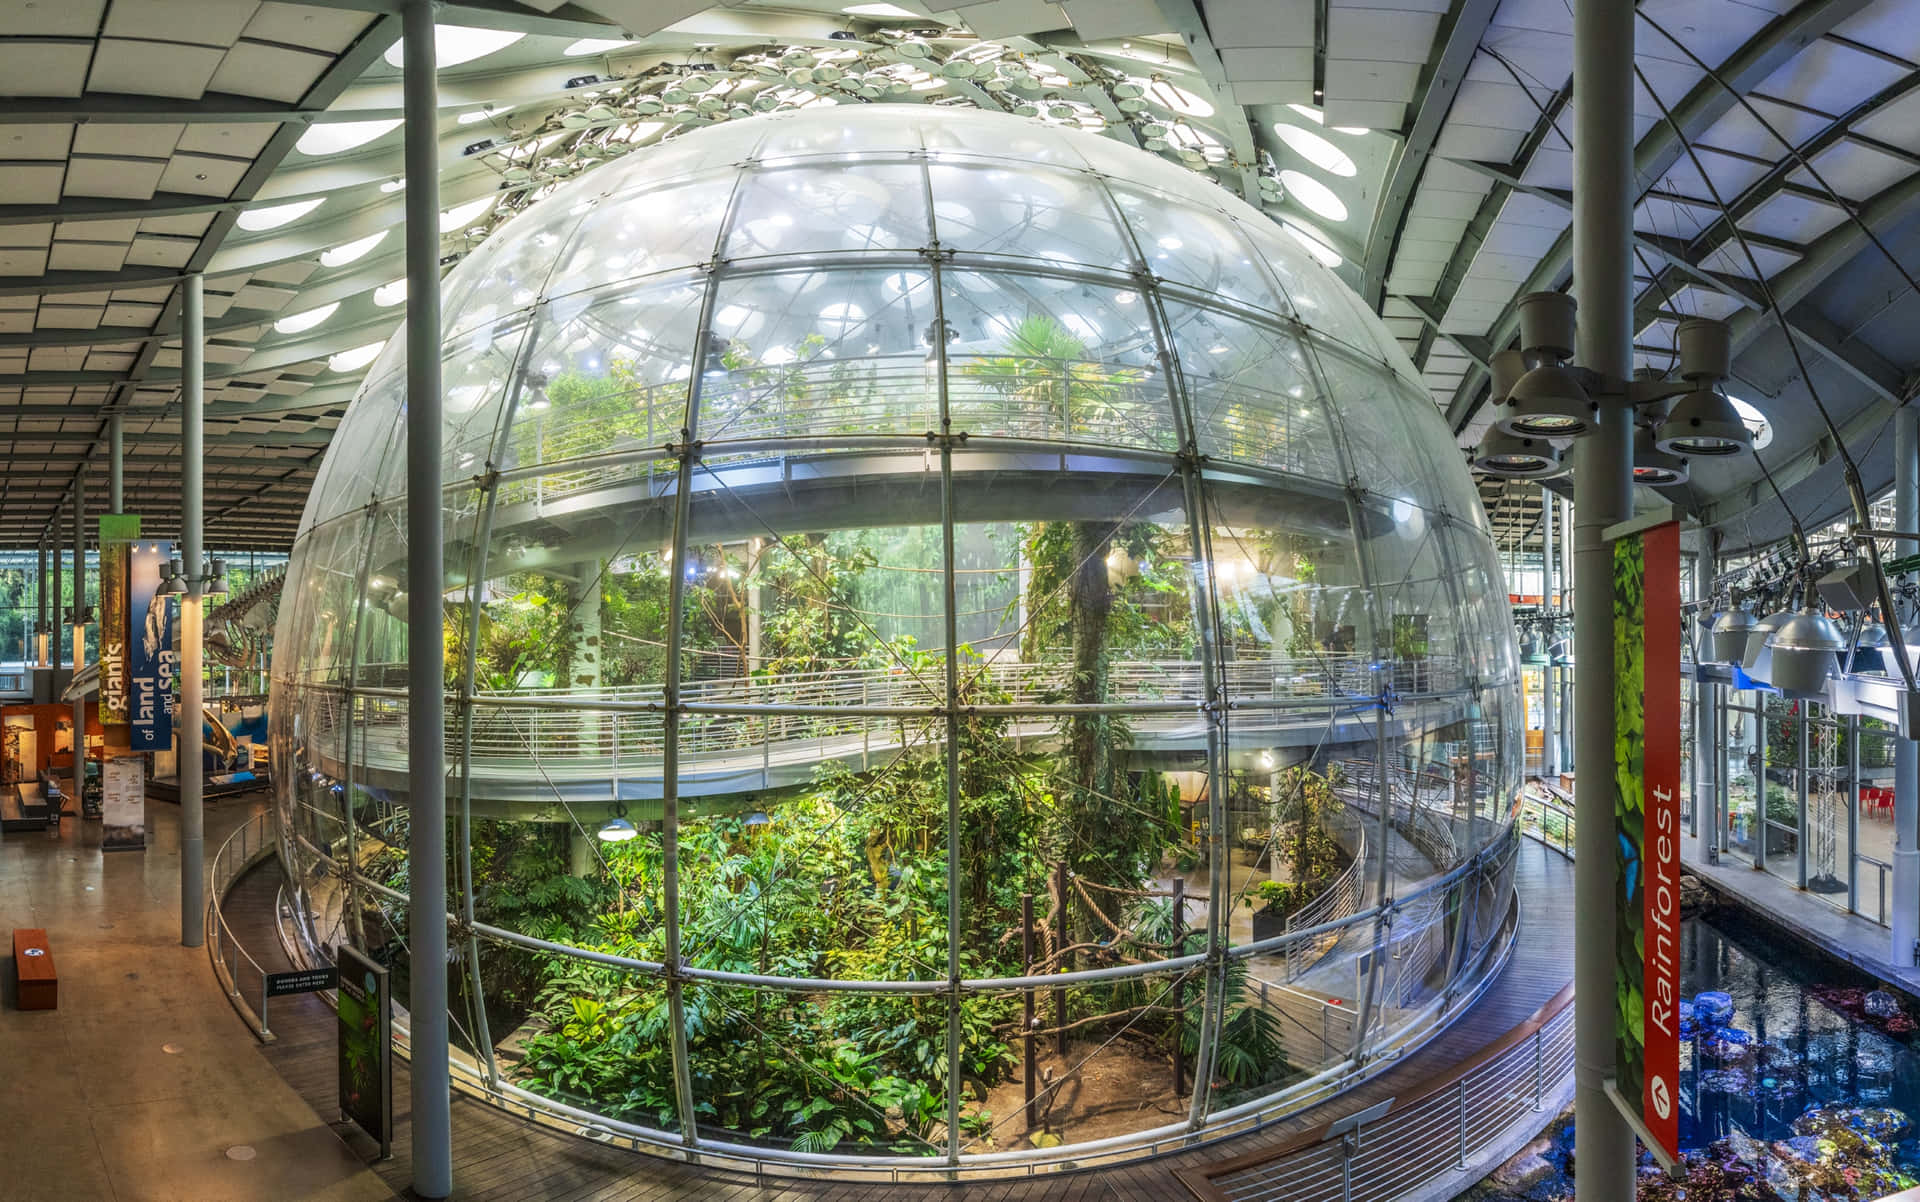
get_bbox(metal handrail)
[205,809,278,1041]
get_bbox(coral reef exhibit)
[270,106,1523,1173]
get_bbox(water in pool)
[1467,907,1920,1200]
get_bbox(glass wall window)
[270,108,1523,1176]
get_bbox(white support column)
[1541,486,1557,776]
[181,274,205,949]
[72,477,86,798]
[1571,0,1638,1192]
[1893,406,1917,968]
[402,0,453,1192]
[109,412,124,513]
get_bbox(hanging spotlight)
[1471,426,1563,478]
[1655,387,1752,457]
[1740,608,1796,683]
[1497,293,1594,438]
[1766,608,1847,694]
[158,557,186,596]
[597,801,638,843]
[1631,427,1689,486]
[1708,608,1757,665]
[1850,618,1889,674]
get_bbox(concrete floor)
[0,793,395,1202]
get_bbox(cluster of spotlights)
[1471,292,1756,480]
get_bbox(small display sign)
[266,966,339,998]
[100,756,145,853]
[336,945,392,1158]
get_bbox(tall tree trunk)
[1064,521,1113,874]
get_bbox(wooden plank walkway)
[221,837,1573,1200]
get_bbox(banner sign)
[101,755,145,853]
[98,515,140,725]
[1613,520,1683,1163]
[128,542,174,753]
[266,966,339,998]
[337,945,392,1158]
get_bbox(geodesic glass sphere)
[272,106,1521,1173]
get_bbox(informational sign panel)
[1612,520,1682,1164]
[266,966,339,998]
[97,515,140,725]
[128,542,174,753]
[100,755,145,853]
[337,945,392,1159]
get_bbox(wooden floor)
[222,837,1574,1201]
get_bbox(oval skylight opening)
[843,2,919,15]
[235,198,323,231]
[274,303,339,335]
[295,118,402,157]
[329,341,387,373]
[373,279,407,307]
[564,38,635,56]
[1281,220,1342,268]
[1275,124,1356,177]
[457,105,515,125]
[320,230,389,268]
[1728,395,1773,451]
[440,196,495,232]
[1278,170,1349,222]
[383,26,524,70]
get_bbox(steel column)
[1894,406,1918,967]
[35,542,45,665]
[51,516,62,674]
[71,476,85,807]
[401,0,452,1192]
[1570,0,1638,1191]
[181,270,205,948]
[1541,485,1557,777]
[109,411,123,513]
[1849,714,1861,915]
[1797,712,1810,889]
[1559,495,1574,772]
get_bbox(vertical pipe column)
[109,412,124,513]
[181,275,205,946]
[52,518,62,674]
[1571,0,1637,1191]
[1560,495,1573,773]
[1541,486,1557,777]
[72,477,86,800]
[1849,714,1861,916]
[36,542,46,666]
[1893,406,1917,967]
[401,2,452,1192]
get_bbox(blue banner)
[129,542,174,753]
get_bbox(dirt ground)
[974,1038,1189,1150]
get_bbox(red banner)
[1643,523,1683,1159]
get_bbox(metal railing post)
[1533,1029,1545,1110]
[1456,1079,1468,1168]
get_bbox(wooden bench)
[13,928,55,1010]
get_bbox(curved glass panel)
[273,107,1521,1176]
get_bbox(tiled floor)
[0,796,395,1202]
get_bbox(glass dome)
[272,106,1522,1174]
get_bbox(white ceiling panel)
[1435,123,1528,161]
[1741,189,1849,242]
[242,2,375,53]
[1326,7,1441,64]
[0,40,92,98]
[1753,37,1909,120]
[126,234,200,268]
[159,152,250,197]
[48,241,131,272]
[1320,98,1404,129]
[208,40,332,103]
[1853,88,1920,154]
[1206,0,1314,46]
[1831,3,1920,67]
[1698,237,1799,279]
[64,155,167,201]
[949,0,1067,38]
[36,305,103,330]
[88,38,225,99]
[0,124,75,161]
[1790,137,1916,202]
[0,163,65,205]
[55,219,140,242]
[177,123,278,159]
[0,223,53,249]
[140,213,217,238]
[1057,0,1161,41]
[73,123,186,158]
[0,0,106,36]
[1322,59,1421,103]
[104,0,259,47]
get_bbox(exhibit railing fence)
[206,807,278,1040]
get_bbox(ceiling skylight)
[843,2,919,15]
[564,38,636,56]
[373,279,407,307]
[320,230,389,268]
[440,196,495,232]
[382,26,524,70]
[236,198,324,231]
[1286,103,1369,135]
[1278,170,1349,222]
[295,118,402,157]
[1275,124,1357,177]
[274,303,339,335]
[457,105,515,125]
[1728,396,1774,450]
[329,341,387,373]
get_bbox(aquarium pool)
[1680,907,1920,1169]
